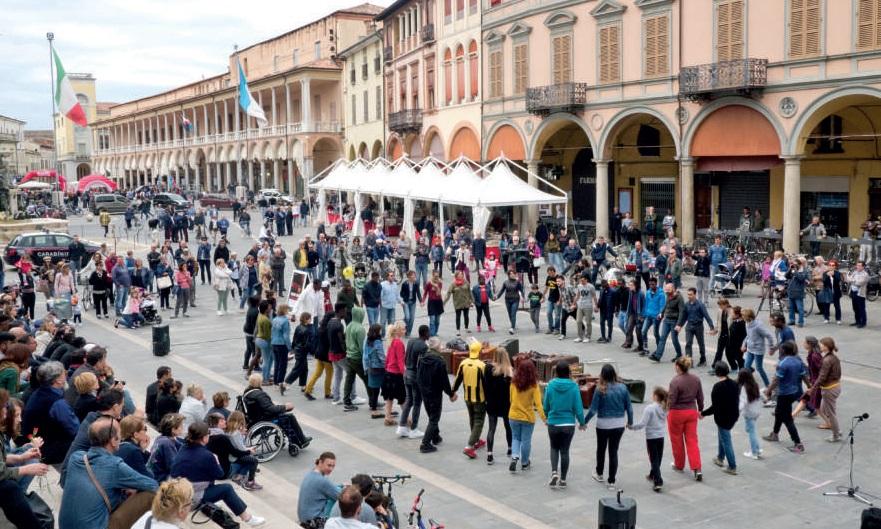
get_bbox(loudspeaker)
[598,493,636,529]
[862,508,881,529]
[499,338,518,358]
[152,324,170,356]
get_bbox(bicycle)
[407,488,444,529]
[372,474,411,529]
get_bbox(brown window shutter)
[857,0,874,49]
[561,35,572,83]
[610,25,620,81]
[717,1,731,61]
[729,0,745,60]
[553,36,563,84]
[790,0,805,57]
[599,26,610,82]
[804,0,821,55]
[875,0,881,47]
[656,15,669,74]
[645,17,658,77]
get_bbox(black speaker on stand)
[598,489,636,529]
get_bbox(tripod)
[823,416,875,506]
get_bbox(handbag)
[817,288,832,304]
[157,276,173,290]
[192,503,241,529]
[532,257,545,268]
[35,278,49,294]
[24,492,54,529]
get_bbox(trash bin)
[152,324,170,356]
[598,490,636,529]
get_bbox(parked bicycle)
[371,474,411,529]
[407,488,444,529]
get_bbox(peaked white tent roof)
[478,161,566,206]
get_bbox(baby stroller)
[139,295,163,325]
[710,263,740,298]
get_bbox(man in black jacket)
[145,366,172,426]
[701,363,740,474]
[361,272,382,326]
[398,325,429,439]
[417,337,457,453]
[213,239,231,265]
[68,235,87,283]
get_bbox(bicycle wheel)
[81,287,93,311]
[387,499,400,529]
[805,292,814,316]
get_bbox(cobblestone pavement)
[29,212,881,529]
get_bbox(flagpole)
[234,44,250,192]
[47,32,60,186]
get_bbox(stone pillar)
[525,160,540,232]
[194,165,201,192]
[302,157,314,195]
[679,157,695,245]
[248,161,255,191]
[234,101,240,132]
[287,160,295,198]
[595,160,609,240]
[782,156,803,254]
[273,159,281,190]
[184,166,190,190]
[259,160,266,190]
[271,87,277,127]
[301,79,312,130]
[285,82,292,126]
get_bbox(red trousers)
[667,408,701,471]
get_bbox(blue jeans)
[788,297,804,326]
[429,314,441,337]
[415,262,428,287]
[120,313,145,328]
[744,352,769,386]
[717,427,736,469]
[641,316,660,351]
[506,300,519,329]
[652,319,681,360]
[403,302,417,336]
[365,306,380,326]
[200,483,247,516]
[318,261,327,281]
[257,338,272,380]
[744,416,761,455]
[114,286,128,315]
[546,301,560,332]
[381,307,396,331]
[510,419,535,465]
[239,285,255,308]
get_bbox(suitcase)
[578,381,597,409]
[621,378,646,403]
[450,351,469,375]
[598,493,637,529]
[498,338,519,358]
[438,350,453,374]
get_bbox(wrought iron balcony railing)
[388,109,423,134]
[679,58,768,100]
[421,24,435,44]
[525,82,589,115]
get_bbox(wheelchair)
[237,395,310,463]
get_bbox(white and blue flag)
[237,60,268,127]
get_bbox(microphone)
[854,413,870,421]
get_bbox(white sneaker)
[396,426,410,437]
[408,428,425,439]
[352,397,368,405]
[244,515,266,526]
[217,310,223,316]
[585,338,591,343]
[557,335,564,340]
[332,399,343,405]
[743,451,761,460]
[573,338,582,343]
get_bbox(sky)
[0,0,392,130]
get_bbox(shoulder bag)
[83,453,113,512]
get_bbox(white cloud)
[0,0,392,128]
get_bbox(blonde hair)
[186,383,202,398]
[248,373,263,388]
[491,348,513,378]
[120,415,146,441]
[150,478,194,523]
[742,308,756,322]
[225,410,247,434]
[387,321,405,341]
[277,304,290,316]
[74,371,99,395]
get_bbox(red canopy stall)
[20,170,67,191]
[77,174,117,193]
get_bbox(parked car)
[4,232,100,267]
[151,192,189,210]
[257,189,293,206]
[90,193,129,215]
[199,193,236,209]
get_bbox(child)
[364,324,387,419]
[383,322,406,426]
[224,411,262,491]
[760,255,772,299]
[71,294,82,326]
[116,288,145,329]
[737,368,763,459]
[629,386,668,492]
[483,253,499,290]
[365,491,394,529]
[527,284,543,332]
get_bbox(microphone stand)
[823,416,875,506]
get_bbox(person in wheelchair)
[242,373,312,449]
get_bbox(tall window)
[456,45,466,101]
[599,25,620,83]
[468,41,478,99]
[351,94,357,125]
[363,90,369,123]
[789,0,821,57]
[444,49,453,104]
[444,0,452,23]
[376,86,382,119]
[456,0,464,19]
[513,43,528,94]
[489,48,503,98]
[716,0,744,61]
[411,69,420,109]
[314,41,321,60]
[425,61,436,110]
[856,0,881,50]
[386,76,395,113]
[552,35,572,84]
[644,15,669,77]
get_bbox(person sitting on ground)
[146,366,172,427]
[21,360,79,464]
[179,383,208,431]
[207,391,231,419]
[325,485,377,529]
[242,373,312,448]
[224,411,262,490]
[116,287,146,329]
[73,370,101,421]
[0,388,49,529]
[170,421,266,526]
[297,451,341,528]
[156,378,183,423]
[328,474,378,525]
[60,387,126,486]
[58,416,158,529]
[205,412,261,491]
[118,415,155,479]
[131,477,195,529]
[148,413,185,483]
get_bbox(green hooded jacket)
[345,306,366,360]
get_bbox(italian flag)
[53,48,88,127]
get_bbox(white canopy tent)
[308,154,568,237]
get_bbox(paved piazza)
[39,213,879,529]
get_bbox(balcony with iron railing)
[679,58,768,100]
[525,82,589,115]
[389,109,423,134]
[421,24,435,44]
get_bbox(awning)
[77,174,118,192]
[696,156,782,172]
[21,169,67,191]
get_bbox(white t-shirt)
[325,517,378,529]
[130,513,183,529]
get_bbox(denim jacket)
[271,315,291,347]
[363,339,386,371]
[584,383,633,425]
